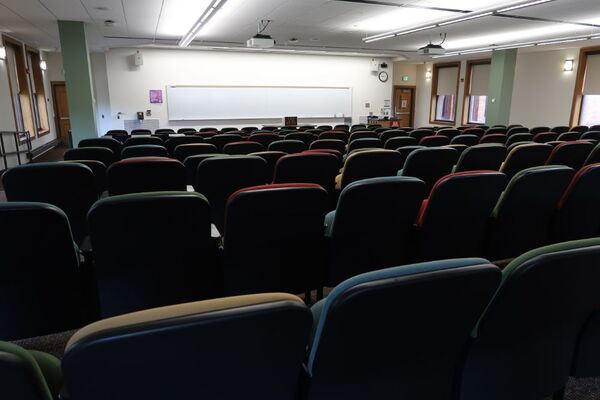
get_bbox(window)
[580,95,600,126]
[431,63,459,124]
[580,53,600,126]
[3,37,39,142]
[26,50,50,136]
[464,61,490,124]
[435,95,456,121]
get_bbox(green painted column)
[58,21,97,147]
[486,49,518,126]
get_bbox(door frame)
[51,81,68,145]
[392,85,416,128]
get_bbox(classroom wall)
[90,52,112,136]
[104,48,394,129]
[404,47,580,129]
[393,63,417,86]
[509,48,578,128]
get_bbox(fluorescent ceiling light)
[496,0,552,13]
[178,0,227,47]
[438,12,493,26]
[362,0,556,43]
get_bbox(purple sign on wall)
[149,89,163,104]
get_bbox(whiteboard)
[166,86,352,120]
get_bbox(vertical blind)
[470,63,490,96]
[583,54,600,95]
[436,66,459,96]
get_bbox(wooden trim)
[462,59,491,125]
[430,62,461,125]
[570,46,600,127]
[1,36,20,133]
[392,85,416,127]
[51,81,66,145]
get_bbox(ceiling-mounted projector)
[418,43,445,55]
[247,34,275,48]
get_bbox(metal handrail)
[0,131,32,170]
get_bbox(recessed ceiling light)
[94,6,110,11]
[288,38,299,43]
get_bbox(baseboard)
[30,139,61,160]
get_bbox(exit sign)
[402,75,410,81]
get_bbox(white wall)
[509,48,578,127]
[104,48,393,130]
[90,52,112,136]
[414,63,432,128]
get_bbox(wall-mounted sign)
[402,75,410,81]
[149,89,163,104]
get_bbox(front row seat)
[61,293,311,400]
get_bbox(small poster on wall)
[149,89,163,104]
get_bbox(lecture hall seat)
[107,157,186,196]
[379,129,407,143]
[64,146,117,167]
[223,184,328,296]
[0,340,62,400]
[88,191,221,318]
[62,294,311,400]
[550,164,600,243]
[173,143,218,162]
[309,139,346,154]
[223,141,264,155]
[499,143,553,180]
[195,155,269,232]
[120,144,169,159]
[398,147,458,193]
[416,171,507,261]
[461,238,600,400]
[545,141,594,170]
[2,162,98,245]
[79,137,123,156]
[383,136,417,150]
[453,144,507,173]
[305,259,501,400]
[324,176,426,286]
[485,165,574,261]
[337,149,404,190]
[123,135,163,147]
[0,202,95,340]
[504,133,533,148]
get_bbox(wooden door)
[52,82,70,145]
[393,86,415,128]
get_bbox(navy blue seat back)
[485,166,574,261]
[173,143,218,162]
[550,164,600,242]
[79,137,122,156]
[339,149,404,190]
[325,176,426,285]
[249,133,281,148]
[309,139,346,153]
[164,136,204,156]
[2,162,97,245]
[546,140,594,170]
[249,151,286,182]
[347,138,382,152]
[306,259,501,400]
[206,134,244,152]
[0,202,93,340]
[121,144,168,159]
[450,134,479,146]
[505,133,533,148]
[124,136,162,147]
[64,146,116,167]
[107,157,186,196]
[400,147,458,193]
[384,136,417,149]
[64,160,107,196]
[88,191,220,318]
[195,156,268,232]
[268,139,308,154]
[224,184,328,295]
[500,143,553,180]
[454,144,507,173]
[223,141,264,155]
[417,171,507,260]
[461,239,600,400]
[273,152,341,207]
[379,129,407,143]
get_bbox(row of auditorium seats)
[2,164,600,335]
[5,140,600,242]
[5,240,600,400]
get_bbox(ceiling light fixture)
[496,0,552,13]
[0,46,5,60]
[362,0,555,43]
[39,60,47,71]
[178,0,227,48]
[432,33,595,58]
